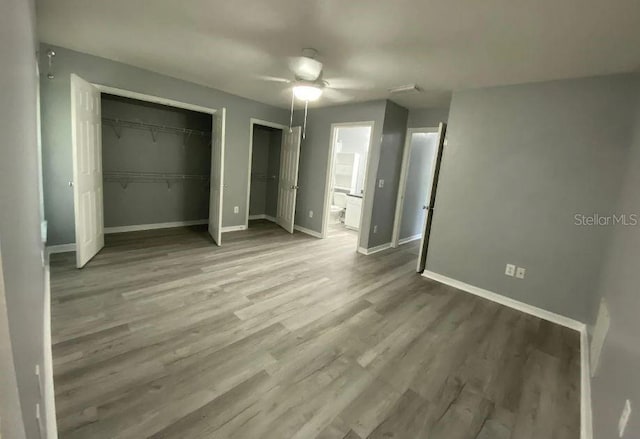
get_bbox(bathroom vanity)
[345,194,363,230]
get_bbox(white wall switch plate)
[515,267,526,279]
[233,206,239,214]
[378,179,384,188]
[309,210,313,218]
[619,399,632,437]
[505,264,516,277]
[373,225,378,233]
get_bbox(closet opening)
[70,75,225,268]
[245,119,301,234]
[101,94,213,242]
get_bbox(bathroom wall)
[336,126,371,195]
[249,125,281,218]
[101,94,212,228]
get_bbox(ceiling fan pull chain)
[289,91,295,133]
[303,100,308,139]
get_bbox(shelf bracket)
[183,131,192,147]
[150,127,158,143]
[110,122,122,139]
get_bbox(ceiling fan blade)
[322,88,352,103]
[288,56,323,81]
[256,75,291,83]
[323,77,375,90]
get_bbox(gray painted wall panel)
[39,44,289,245]
[101,95,212,227]
[399,132,438,240]
[426,74,638,321]
[293,100,387,248]
[0,0,45,436]
[368,101,409,248]
[407,107,450,128]
[591,82,640,439]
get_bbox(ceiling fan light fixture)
[293,84,323,102]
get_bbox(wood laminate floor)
[50,221,580,439]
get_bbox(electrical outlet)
[515,267,526,279]
[373,225,378,233]
[378,179,384,188]
[309,210,313,218]
[619,399,632,437]
[505,264,516,277]
[233,206,239,214]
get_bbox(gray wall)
[39,44,289,245]
[293,100,387,247]
[407,107,450,128]
[368,101,409,248]
[0,0,46,437]
[399,132,438,240]
[591,82,640,438]
[426,74,639,321]
[101,95,212,227]
[249,125,281,218]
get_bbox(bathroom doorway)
[322,122,374,249]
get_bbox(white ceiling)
[37,0,640,109]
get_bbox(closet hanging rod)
[103,171,209,181]
[101,117,212,137]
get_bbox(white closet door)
[208,108,225,245]
[276,126,302,233]
[71,74,104,268]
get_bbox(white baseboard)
[248,214,276,222]
[221,225,248,233]
[43,264,58,438]
[421,269,591,439]
[422,270,584,331]
[294,225,322,239]
[45,243,76,255]
[105,219,207,234]
[398,234,422,245]
[357,242,392,255]
[580,327,593,439]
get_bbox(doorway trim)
[246,118,288,228]
[391,127,439,248]
[322,121,375,250]
[86,82,226,243]
[92,84,218,115]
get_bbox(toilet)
[330,192,347,224]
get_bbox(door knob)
[291,185,299,189]
[422,205,428,210]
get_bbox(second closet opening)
[248,123,284,228]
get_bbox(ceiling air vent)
[389,84,422,94]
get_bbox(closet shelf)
[102,117,212,142]
[251,173,277,181]
[104,171,209,189]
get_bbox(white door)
[208,108,225,245]
[71,74,104,268]
[276,126,302,233]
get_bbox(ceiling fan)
[260,48,362,138]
